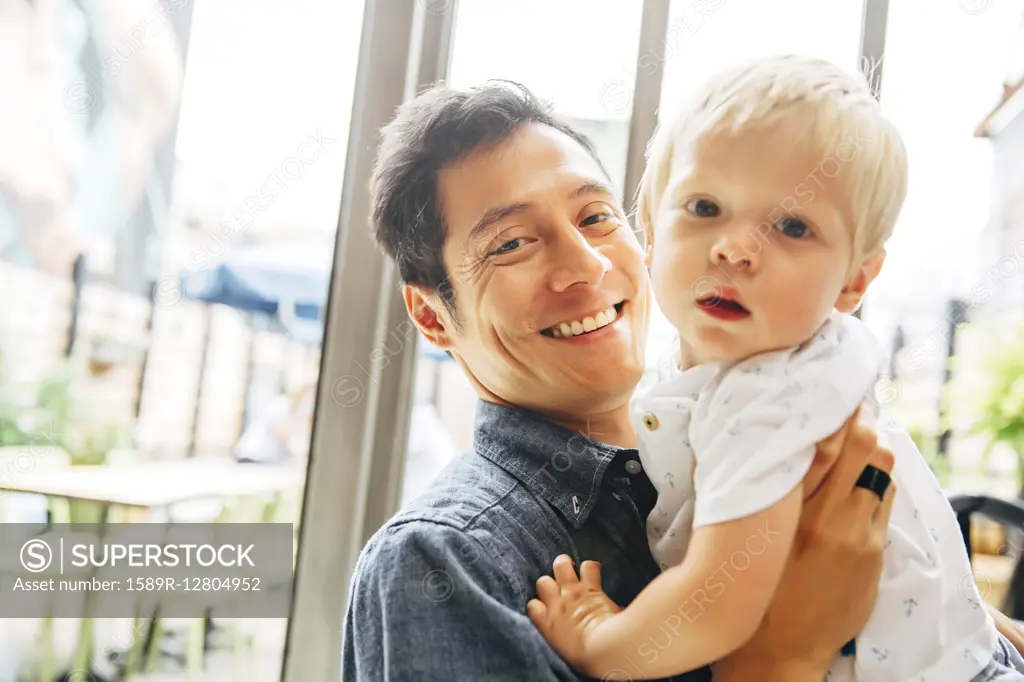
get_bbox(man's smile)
[541,301,627,338]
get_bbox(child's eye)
[775,217,810,239]
[685,198,720,218]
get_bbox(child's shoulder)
[709,313,887,403]
[787,312,885,368]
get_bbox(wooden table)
[0,459,304,515]
[0,459,306,676]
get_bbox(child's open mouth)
[697,296,750,321]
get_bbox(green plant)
[0,345,131,465]
[949,318,1024,492]
[908,427,951,487]
[0,395,31,446]
[0,345,34,446]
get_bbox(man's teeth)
[550,306,619,338]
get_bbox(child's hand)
[527,554,622,675]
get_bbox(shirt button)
[625,459,642,475]
[643,413,659,431]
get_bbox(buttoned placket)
[606,453,656,529]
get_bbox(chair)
[948,494,1024,620]
[134,489,300,677]
[0,528,108,682]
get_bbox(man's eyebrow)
[570,181,616,200]
[466,202,530,247]
[464,181,616,247]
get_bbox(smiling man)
[340,81,1022,681]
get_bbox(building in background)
[0,0,193,293]
[975,11,1024,315]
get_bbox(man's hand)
[987,603,1024,656]
[715,408,896,682]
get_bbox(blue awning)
[180,237,332,321]
[179,238,452,361]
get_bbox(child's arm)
[528,485,801,680]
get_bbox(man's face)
[648,123,857,367]
[411,123,650,418]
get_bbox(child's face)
[647,122,869,367]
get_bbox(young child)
[526,55,999,681]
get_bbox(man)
[342,81,1024,681]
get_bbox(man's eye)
[685,198,720,218]
[490,238,523,256]
[581,211,612,227]
[776,217,810,239]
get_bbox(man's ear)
[404,284,454,350]
[836,250,886,313]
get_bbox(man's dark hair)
[369,80,609,322]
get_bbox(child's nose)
[710,232,758,273]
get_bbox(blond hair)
[637,54,908,265]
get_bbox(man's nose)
[550,229,612,291]
[709,226,761,273]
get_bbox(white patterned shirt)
[631,311,998,681]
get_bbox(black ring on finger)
[854,464,891,502]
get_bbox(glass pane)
[866,0,1024,498]
[401,0,646,505]
[448,0,644,200]
[645,0,867,380]
[0,0,362,678]
[657,0,866,115]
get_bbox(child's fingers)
[535,575,560,603]
[552,554,579,585]
[579,560,602,588]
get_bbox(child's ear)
[643,224,655,269]
[836,250,885,313]
[637,202,655,269]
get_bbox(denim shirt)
[342,399,711,681]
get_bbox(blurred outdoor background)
[1,0,1024,680]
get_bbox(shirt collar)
[645,335,720,398]
[473,400,630,529]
